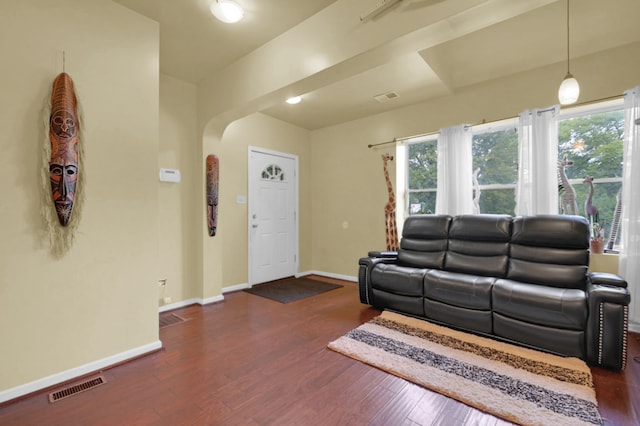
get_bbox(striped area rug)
[328,311,602,426]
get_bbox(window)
[401,100,624,252]
[557,101,624,250]
[404,122,520,217]
[261,164,285,181]
[472,120,518,215]
[406,136,437,215]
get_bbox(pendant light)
[558,0,579,105]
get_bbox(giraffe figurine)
[382,153,399,251]
[583,176,600,225]
[606,187,622,250]
[558,155,578,215]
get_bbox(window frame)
[398,98,624,241]
[471,117,519,214]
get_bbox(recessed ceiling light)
[286,96,302,105]
[210,0,244,24]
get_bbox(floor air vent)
[159,313,186,328]
[48,376,106,403]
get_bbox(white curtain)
[619,86,640,328]
[435,125,473,215]
[515,106,560,216]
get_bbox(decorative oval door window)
[261,164,285,181]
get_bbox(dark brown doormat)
[244,277,342,303]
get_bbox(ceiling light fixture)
[558,0,579,105]
[211,0,244,24]
[286,96,302,105]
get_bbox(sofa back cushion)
[398,215,451,269]
[508,215,590,289]
[445,214,512,277]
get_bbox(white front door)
[248,148,298,285]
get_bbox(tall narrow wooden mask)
[49,73,79,226]
[206,154,219,236]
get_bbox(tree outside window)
[403,101,624,251]
[558,109,624,249]
[407,138,437,215]
[472,125,518,215]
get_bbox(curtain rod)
[367,93,623,149]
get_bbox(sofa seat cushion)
[493,279,587,330]
[372,289,425,317]
[371,263,427,296]
[424,270,494,310]
[424,298,493,334]
[493,313,585,359]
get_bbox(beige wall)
[159,75,199,304]
[214,113,311,288]
[0,0,159,397]
[309,41,640,278]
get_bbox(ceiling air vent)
[373,91,399,103]
[48,376,107,403]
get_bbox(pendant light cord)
[566,0,571,74]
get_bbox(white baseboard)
[199,295,224,305]
[0,340,162,404]
[159,298,201,312]
[158,273,354,314]
[297,270,357,282]
[158,294,226,313]
[223,282,249,293]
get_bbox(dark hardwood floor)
[1,277,639,425]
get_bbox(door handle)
[252,224,258,228]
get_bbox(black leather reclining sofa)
[358,214,630,371]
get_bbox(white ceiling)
[112,0,640,130]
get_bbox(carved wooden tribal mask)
[206,154,219,236]
[49,73,79,226]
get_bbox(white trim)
[0,340,162,404]
[297,270,357,283]
[248,146,299,285]
[223,282,249,293]
[159,298,200,313]
[199,295,224,305]
[558,98,623,120]
[396,140,407,238]
[159,294,226,313]
[159,273,354,314]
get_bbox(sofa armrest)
[586,282,630,371]
[589,271,628,288]
[368,251,398,259]
[358,255,398,305]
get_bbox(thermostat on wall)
[159,168,181,183]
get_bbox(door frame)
[247,146,299,286]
